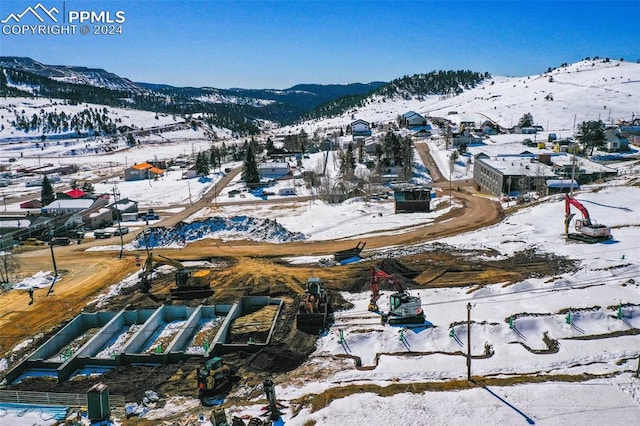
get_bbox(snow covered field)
[1,59,640,424]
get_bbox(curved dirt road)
[0,148,502,354]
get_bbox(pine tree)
[518,113,534,128]
[577,120,605,156]
[340,143,356,178]
[81,181,94,194]
[242,145,260,186]
[41,175,55,205]
[196,152,210,176]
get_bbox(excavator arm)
[368,267,406,311]
[565,194,592,222]
[564,194,611,241]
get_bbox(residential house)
[401,111,427,128]
[339,135,355,150]
[257,161,291,180]
[351,119,372,137]
[327,181,361,204]
[364,139,383,154]
[182,166,198,179]
[452,133,483,147]
[85,207,113,230]
[111,198,139,221]
[41,198,99,215]
[549,154,617,184]
[604,126,629,152]
[319,138,338,151]
[124,162,165,181]
[552,139,579,153]
[411,126,432,138]
[545,179,579,195]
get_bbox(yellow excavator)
[139,253,214,299]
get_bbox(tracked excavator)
[295,277,330,333]
[368,266,425,325]
[564,194,611,243]
[139,253,214,299]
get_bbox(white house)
[41,198,98,215]
[258,162,291,179]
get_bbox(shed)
[20,199,42,209]
[546,179,579,195]
[392,184,432,213]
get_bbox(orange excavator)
[564,194,611,243]
[368,267,425,325]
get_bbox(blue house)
[351,119,372,137]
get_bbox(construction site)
[0,215,583,421]
[1,136,633,424]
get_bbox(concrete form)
[4,297,282,384]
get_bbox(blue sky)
[1,1,637,89]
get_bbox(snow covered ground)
[1,59,640,424]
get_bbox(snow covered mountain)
[293,58,640,133]
[0,56,144,93]
[0,57,385,131]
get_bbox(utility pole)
[467,302,472,381]
[49,229,58,277]
[112,185,124,259]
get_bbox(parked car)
[49,237,71,246]
[20,238,45,246]
[93,229,113,239]
[113,226,129,236]
[141,213,159,221]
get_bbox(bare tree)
[0,251,18,284]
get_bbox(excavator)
[139,253,215,299]
[296,277,330,333]
[368,266,425,325]
[564,194,611,243]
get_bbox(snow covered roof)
[477,156,557,177]
[43,198,95,210]
[546,179,579,189]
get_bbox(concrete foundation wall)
[3,299,282,383]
